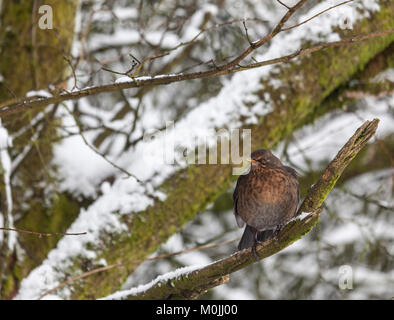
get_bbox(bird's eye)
[259,158,269,164]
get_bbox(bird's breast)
[237,166,299,230]
[249,168,294,201]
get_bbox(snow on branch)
[102,119,379,300]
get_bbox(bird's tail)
[238,225,274,251]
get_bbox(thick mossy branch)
[112,119,379,300]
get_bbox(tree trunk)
[0,0,79,299]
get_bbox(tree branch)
[37,237,239,299]
[281,0,354,32]
[1,12,392,118]
[104,119,379,300]
[0,227,86,238]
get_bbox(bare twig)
[62,103,144,184]
[0,227,86,237]
[215,0,308,71]
[101,66,129,76]
[242,20,254,47]
[236,29,394,71]
[282,0,354,32]
[343,88,394,99]
[63,56,79,91]
[277,0,290,10]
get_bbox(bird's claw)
[273,225,283,244]
[251,241,260,260]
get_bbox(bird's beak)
[247,159,255,163]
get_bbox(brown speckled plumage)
[233,149,300,251]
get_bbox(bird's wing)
[233,174,247,228]
[283,165,301,215]
[283,165,299,179]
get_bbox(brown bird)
[233,149,300,254]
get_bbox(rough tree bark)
[0,0,79,298]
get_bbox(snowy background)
[9,0,393,299]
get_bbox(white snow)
[25,90,53,98]
[277,94,394,172]
[295,211,312,221]
[115,76,133,84]
[0,119,15,249]
[101,265,202,300]
[54,134,115,198]
[372,68,394,83]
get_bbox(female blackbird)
[233,149,299,254]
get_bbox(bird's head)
[247,149,282,169]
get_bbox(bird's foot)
[273,225,284,243]
[251,241,260,260]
